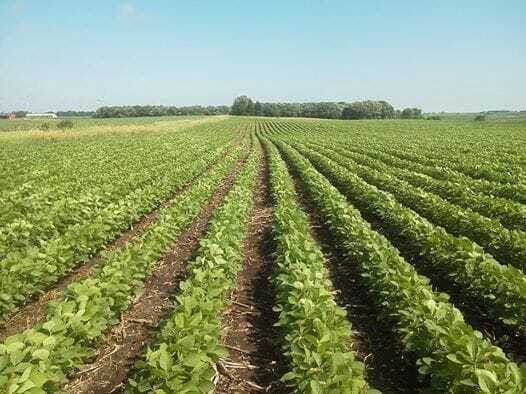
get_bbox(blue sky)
[1,0,525,112]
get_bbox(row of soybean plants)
[0,131,184,219]
[332,143,526,231]
[0,117,218,195]
[268,119,526,231]
[361,121,526,205]
[261,137,379,393]
[268,137,526,393]
[0,142,245,393]
[339,136,526,207]
[335,142,526,226]
[303,141,526,272]
[0,121,237,259]
[296,118,526,192]
[124,141,260,393]
[0,138,212,260]
[354,127,526,186]
[285,140,526,334]
[129,135,378,394]
[272,117,526,206]
[0,135,237,324]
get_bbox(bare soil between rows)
[64,144,251,394]
[0,144,236,342]
[214,149,289,393]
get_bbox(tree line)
[3,99,424,121]
[231,95,423,119]
[57,111,95,117]
[93,105,230,118]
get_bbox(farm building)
[0,113,16,120]
[26,113,58,119]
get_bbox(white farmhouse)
[26,113,58,119]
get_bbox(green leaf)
[6,342,24,353]
[158,350,171,372]
[32,349,50,361]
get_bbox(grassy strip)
[0,147,244,393]
[263,138,375,393]
[273,139,525,393]
[125,145,260,393]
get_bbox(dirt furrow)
[64,144,251,394]
[0,144,237,342]
[214,152,288,394]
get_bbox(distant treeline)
[93,105,230,118]
[231,96,423,120]
[57,111,95,117]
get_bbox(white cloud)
[118,2,148,22]
[120,2,137,18]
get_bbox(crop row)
[0,131,190,220]
[266,118,526,206]
[0,122,239,255]
[295,118,526,192]
[0,145,244,393]
[287,141,526,332]
[270,137,525,393]
[330,145,526,230]
[357,134,526,186]
[0,141,224,262]
[0,141,242,325]
[0,118,233,200]
[303,141,526,272]
[265,118,526,231]
[125,139,259,393]
[262,137,375,393]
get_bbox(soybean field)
[1,116,526,393]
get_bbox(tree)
[231,96,255,115]
[341,100,397,120]
[314,102,343,119]
[254,101,264,116]
[378,101,395,118]
[263,103,280,117]
[93,105,229,118]
[401,108,413,119]
[14,111,28,118]
[401,107,423,119]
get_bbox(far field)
[0,116,525,393]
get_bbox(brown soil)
[214,150,289,393]
[64,144,251,394]
[0,144,236,342]
[285,156,425,394]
